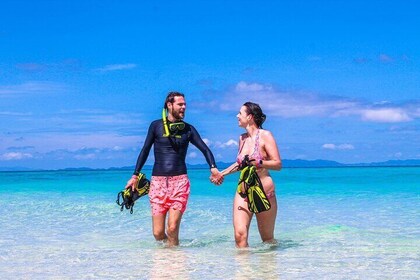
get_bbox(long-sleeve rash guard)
[133,119,217,176]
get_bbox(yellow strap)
[162,108,170,137]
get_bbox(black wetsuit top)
[133,119,217,176]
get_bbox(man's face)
[168,96,186,120]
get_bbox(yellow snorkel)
[162,108,170,137]
[162,107,185,138]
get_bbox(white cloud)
[221,81,358,118]
[0,111,32,116]
[339,144,355,150]
[202,138,211,146]
[0,81,66,96]
[188,152,197,158]
[74,153,97,160]
[3,109,146,133]
[34,145,136,162]
[322,144,354,150]
[203,138,238,149]
[213,139,238,148]
[219,139,238,148]
[96,63,137,72]
[0,152,33,161]
[361,108,411,123]
[379,54,393,63]
[1,133,141,154]
[235,81,268,92]
[322,144,336,150]
[216,81,417,123]
[16,60,81,72]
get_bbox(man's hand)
[125,175,139,191]
[209,168,224,185]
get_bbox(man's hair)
[164,91,185,109]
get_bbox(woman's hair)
[243,102,266,128]
[164,91,184,109]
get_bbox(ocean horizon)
[1,166,419,279]
[1,158,419,172]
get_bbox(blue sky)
[1,0,419,169]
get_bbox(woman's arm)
[258,130,282,170]
[221,162,240,176]
[221,135,244,176]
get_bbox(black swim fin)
[245,167,271,214]
[237,156,271,213]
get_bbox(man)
[125,91,223,246]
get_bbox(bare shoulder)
[239,133,248,141]
[259,129,274,139]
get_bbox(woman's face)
[236,106,250,128]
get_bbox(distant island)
[1,159,419,172]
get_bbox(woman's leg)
[255,195,277,243]
[233,193,253,248]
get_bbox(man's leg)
[149,176,168,242]
[166,209,183,246]
[152,213,167,241]
[165,174,189,246]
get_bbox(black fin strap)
[116,191,123,206]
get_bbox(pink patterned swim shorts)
[148,174,190,216]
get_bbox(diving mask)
[162,108,185,137]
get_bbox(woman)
[221,102,282,248]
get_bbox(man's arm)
[125,122,155,191]
[189,125,223,185]
[189,125,217,169]
[133,121,155,175]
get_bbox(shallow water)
[0,167,419,279]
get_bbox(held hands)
[125,175,139,191]
[209,168,224,186]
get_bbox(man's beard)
[171,109,184,120]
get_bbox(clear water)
[0,167,419,279]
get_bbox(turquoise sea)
[0,167,419,279]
